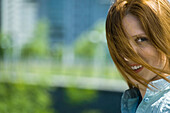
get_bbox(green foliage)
[74,20,106,59]
[21,21,50,58]
[0,33,13,59]
[65,88,97,105]
[81,109,102,113]
[74,36,97,58]
[50,44,63,61]
[0,82,54,113]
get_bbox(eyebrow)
[132,33,146,38]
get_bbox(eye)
[135,37,148,43]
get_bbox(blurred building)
[2,0,38,48]
[0,0,1,31]
[37,0,112,64]
[2,0,111,47]
[38,0,112,47]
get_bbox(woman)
[105,0,170,112]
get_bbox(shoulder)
[136,87,170,113]
[151,89,170,112]
[121,87,141,102]
[121,87,142,113]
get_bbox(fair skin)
[122,14,168,98]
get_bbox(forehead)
[122,14,145,37]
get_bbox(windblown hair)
[106,0,170,88]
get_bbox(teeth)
[131,65,142,70]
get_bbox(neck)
[138,74,169,98]
[138,86,146,98]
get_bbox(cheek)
[139,46,159,64]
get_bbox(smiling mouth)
[130,64,144,73]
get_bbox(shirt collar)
[146,76,170,95]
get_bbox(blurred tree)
[50,44,63,61]
[0,82,54,113]
[81,109,102,113]
[74,20,106,60]
[21,21,50,59]
[0,33,12,60]
[65,87,97,105]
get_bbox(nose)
[129,40,138,53]
[124,57,129,61]
[123,41,140,64]
[123,56,138,65]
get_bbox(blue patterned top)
[121,76,170,113]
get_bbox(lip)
[129,64,144,73]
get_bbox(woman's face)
[122,14,166,82]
